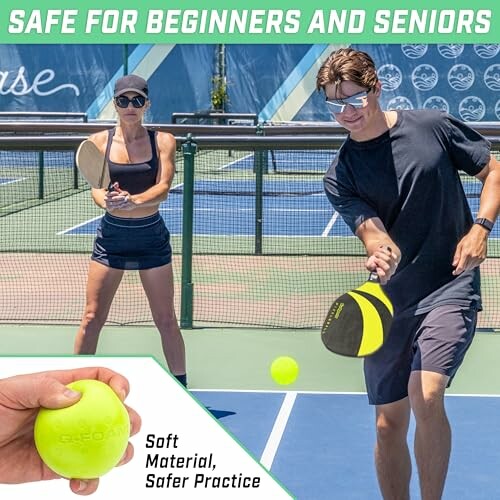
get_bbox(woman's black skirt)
[91,212,172,270]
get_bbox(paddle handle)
[368,245,393,283]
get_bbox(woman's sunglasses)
[325,90,369,114]
[115,95,147,108]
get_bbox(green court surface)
[1,325,499,395]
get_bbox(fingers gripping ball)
[34,379,130,479]
[270,356,299,385]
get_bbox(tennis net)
[0,127,498,330]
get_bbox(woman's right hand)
[104,183,129,211]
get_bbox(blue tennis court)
[193,390,500,499]
[228,150,335,174]
[2,148,497,240]
[61,179,338,237]
[59,177,498,240]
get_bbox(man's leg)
[364,313,422,500]
[408,371,450,500]
[408,305,477,500]
[374,398,412,500]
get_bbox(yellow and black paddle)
[321,272,394,357]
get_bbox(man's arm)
[474,154,500,222]
[355,217,401,284]
[452,154,500,275]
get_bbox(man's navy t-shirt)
[323,109,491,316]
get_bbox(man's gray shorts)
[364,304,477,405]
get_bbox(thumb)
[8,375,82,410]
[37,378,82,409]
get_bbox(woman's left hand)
[105,188,135,211]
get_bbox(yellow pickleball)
[270,356,299,385]
[34,379,130,479]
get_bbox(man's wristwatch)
[474,218,494,232]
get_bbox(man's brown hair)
[316,48,379,94]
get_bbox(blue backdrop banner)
[0,44,498,123]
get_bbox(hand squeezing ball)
[34,379,130,479]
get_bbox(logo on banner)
[401,44,428,59]
[423,96,449,113]
[447,64,475,91]
[437,44,465,58]
[411,64,438,91]
[458,96,485,121]
[495,100,500,120]
[473,44,500,59]
[0,66,80,96]
[377,64,402,91]
[387,96,413,110]
[484,64,500,91]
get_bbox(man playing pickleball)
[318,48,499,500]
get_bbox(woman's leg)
[74,261,124,354]
[139,264,186,378]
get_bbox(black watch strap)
[474,218,494,232]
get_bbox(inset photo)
[0,357,291,499]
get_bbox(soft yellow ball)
[270,356,299,385]
[34,379,130,479]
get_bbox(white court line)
[177,233,357,238]
[260,391,297,470]
[57,215,102,235]
[191,389,500,398]
[445,393,500,398]
[217,153,254,170]
[321,211,339,237]
[160,208,331,212]
[0,177,26,186]
[192,389,367,395]
[176,231,356,238]
[249,208,330,212]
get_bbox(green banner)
[0,0,498,43]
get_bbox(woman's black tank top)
[105,128,159,195]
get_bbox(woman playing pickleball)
[74,75,187,388]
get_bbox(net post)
[38,151,44,199]
[270,149,278,173]
[180,134,197,329]
[254,125,265,255]
[254,123,269,174]
[73,148,79,189]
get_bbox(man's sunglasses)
[115,95,147,108]
[325,90,369,113]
